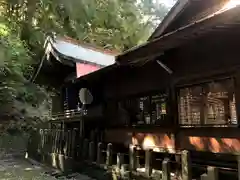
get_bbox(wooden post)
[200,174,208,180]
[80,119,84,137]
[145,149,153,177]
[162,158,170,180]
[207,166,218,180]
[117,153,124,170]
[56,130,60,154]
[78,137,83,159]
[83,139,89,160]
[68,130,72,157]
[60,130,64,155]
[54,130,58,154]
[43,129,46,153]
[52,130,55,153]
[51,130,55,153]
[71,129,76,158]
[136,148,140,169]
[89,141,95,162]
[64,130,69,156]
[181,150,192,180]
[106,143,113,166]
[129,145,137,171]
[97,142,103,165]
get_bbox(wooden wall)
[101,29,240,155]
[163,31,240,82]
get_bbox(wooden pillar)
[145,149,153,177]
[89,141,95,162]
[207,166,218,180]
[117,153,124,170]
[181,150,192,180]
[129,145,137,171]
[106,143,113,166]
[162,158,170,180]
[97,142,103,165]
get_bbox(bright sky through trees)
[158,0,176,7]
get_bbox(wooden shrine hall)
[28,1,240,179]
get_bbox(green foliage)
[0,0,171,133]
[1,0,170,51]
[0,21,50,133]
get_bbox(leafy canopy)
[0,0,171,133]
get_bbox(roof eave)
[117,5,240,65]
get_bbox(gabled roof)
[32,35,118,87]
[44,36,117,67]
[117,4,240,65]
[149,0,229,40]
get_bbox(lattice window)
[119,92,168,125]
[151,94,168,124]
[178,78,237,126]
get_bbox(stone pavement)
[0,150,95,180]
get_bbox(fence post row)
[34,130,203,180]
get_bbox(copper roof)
[58,36,120,56]
[44,36,117,66]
